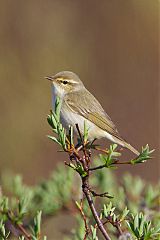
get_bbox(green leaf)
[55,96,61,120]
[76,164,88,177]
[131,144,154,164]
[84,120,89,143]
[69,125,74,146]
[126,212,160,239]
[47,135,60,145]
[75,201,81,210]
[31,211,42,238]
[99,144,121,168]
[120,207,129,221]
[91,225,98,240]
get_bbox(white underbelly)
[61,108,115,141]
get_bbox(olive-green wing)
[64,91,122,140]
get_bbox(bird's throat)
[51,84,64,110]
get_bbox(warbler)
[46,71,139,155]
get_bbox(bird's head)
[45,71,84,95]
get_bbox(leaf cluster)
[0,196,46,240]
[47,97,158,240]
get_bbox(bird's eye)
[62,80,68,85]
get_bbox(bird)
[46,71,139,155]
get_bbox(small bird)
[46,71,139,155]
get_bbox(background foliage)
[0,164,160,239]
[0,0,159,183]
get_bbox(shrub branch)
[47,97,155,240]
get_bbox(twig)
[82,175,111,240]
[75,124,89,165]
[17,224,32,240]
[95,218,123,237]
[95,146,109,154]
[114,161,133,165]
[105,216,123,237]
[1,210,32,240]
[89,160,138,171]
[89,189,112,198]
[75,124,84,147]
[76,200,90,240]
[73,124,111,240]
[89,164,106,171]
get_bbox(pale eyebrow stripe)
[67,79,78,84]
[56,77,78,84]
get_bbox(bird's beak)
[45,76,54,81]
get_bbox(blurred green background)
[0,0,159,185]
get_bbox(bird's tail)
[112,136,139,156]
[123,141,139,156]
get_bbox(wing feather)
[64,90,123,140]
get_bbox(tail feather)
[123,142,139,156]
[112,136,139,156]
